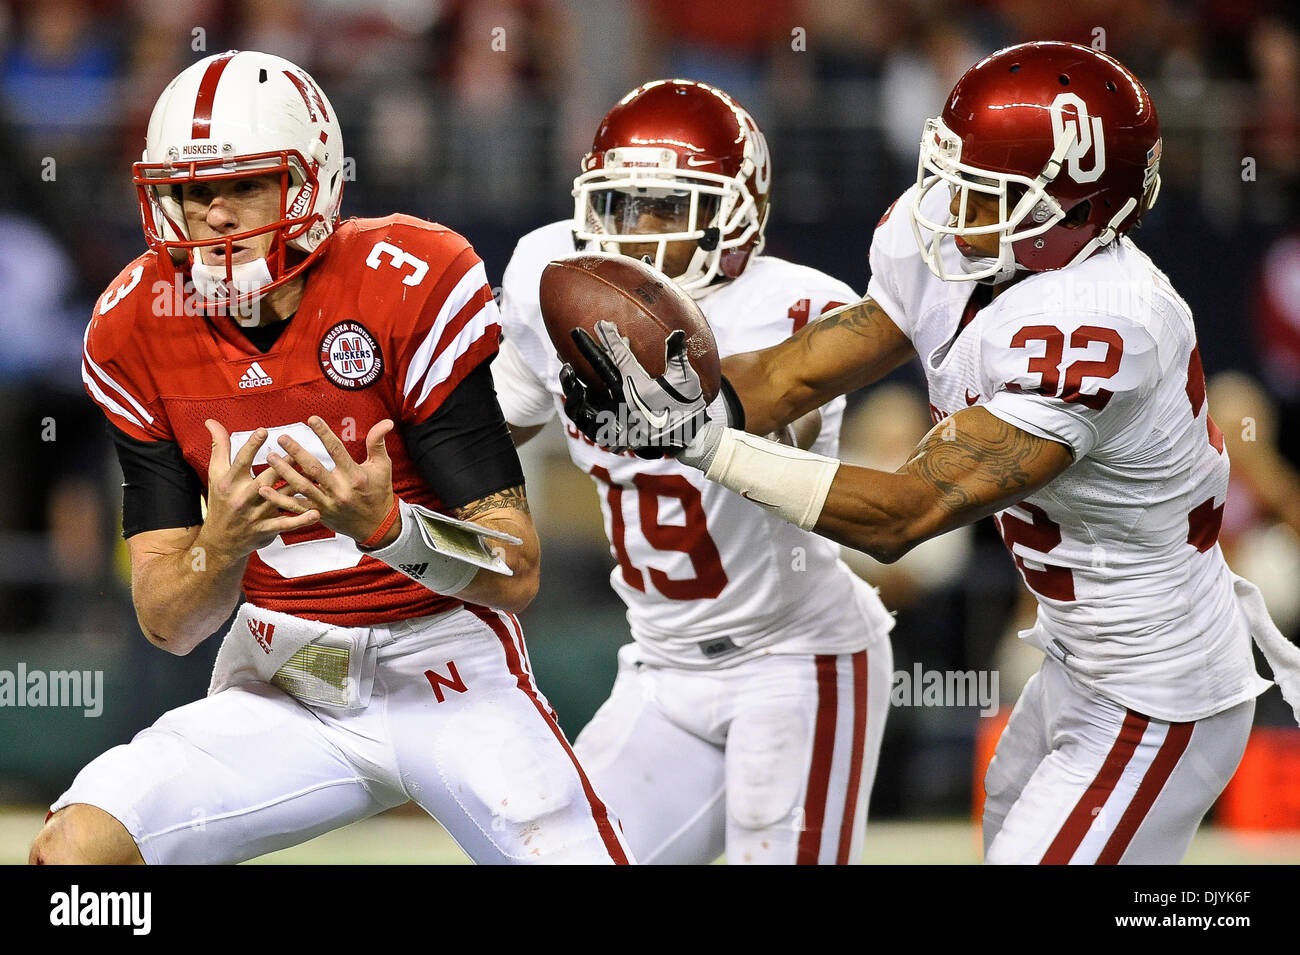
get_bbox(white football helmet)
[133,50,344,308]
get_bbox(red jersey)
[82,215,502,625]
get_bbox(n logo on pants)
[424,662,467,703]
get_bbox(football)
[539,252,721,403]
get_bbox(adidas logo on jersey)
[238,361,273,389]
[247,618,275,654]
[398,563,428,579]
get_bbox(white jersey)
[495,221,894,668]
[869,185,1270,721]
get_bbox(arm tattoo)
[799,298,891,349]
[902,415,1059,517]
[452,484,530,523]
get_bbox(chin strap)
[960,251,1020,285]
[1064,197,1138,268]
[192,257,274,326]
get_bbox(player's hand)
[569,322,709,457]
[201,419,321,559]
[559,360,628,454]
[258,416,398,545]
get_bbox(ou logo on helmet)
[739,111,771,193]
[1050,92,1106,183]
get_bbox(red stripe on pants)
[834,650,869,865]
[1040,710,1149,864]
[797,655,839,865]
[469,607,629,864]
[1095,721,1194,864]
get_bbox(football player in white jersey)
[492,79,895,865]
[564,45,1287,864]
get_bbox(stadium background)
[1,0,1298,863]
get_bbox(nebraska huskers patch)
[319,321,383,389]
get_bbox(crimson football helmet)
[911,41,1163,282]
[133,50,344,310]
[572,79,771,296]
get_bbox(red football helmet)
[572,79,771,296]
[911,41,1163,282]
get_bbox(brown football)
[539,252,721,403]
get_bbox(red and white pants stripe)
[573,639,893,864]
[52,605,633,864]
[983,655,1253,864]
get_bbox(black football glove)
[571,321,715,456]
[559,358,628,454]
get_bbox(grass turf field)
[4,805,1298,864]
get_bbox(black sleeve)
[403,359,527,510]
[109,424,204,538]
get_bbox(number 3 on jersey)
[589,466,728,600]
[366,240,428,286]
[229,422,365,578]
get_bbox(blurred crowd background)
[2,0,1299,822]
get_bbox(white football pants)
[574,640,893,864]
[53,606,633,864]
[983,654,1253,864]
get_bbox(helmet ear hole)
[1062,200,1092,228]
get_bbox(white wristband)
[366,499,479,595]
[703,428,841,531]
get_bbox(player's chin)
[620,243,658,263]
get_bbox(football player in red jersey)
[28,50,632,865]
[565,42,1299,863]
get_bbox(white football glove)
[566,320,704,457]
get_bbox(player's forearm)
[685,408,1071,563]
[452,512,540,613]
[686,422,934,562]
[814,466,977,563]
[817,411,1073,559]
[722,346,824,437]
[448,487,541,613]
[131,529,248,654]
[722,298,916,436]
